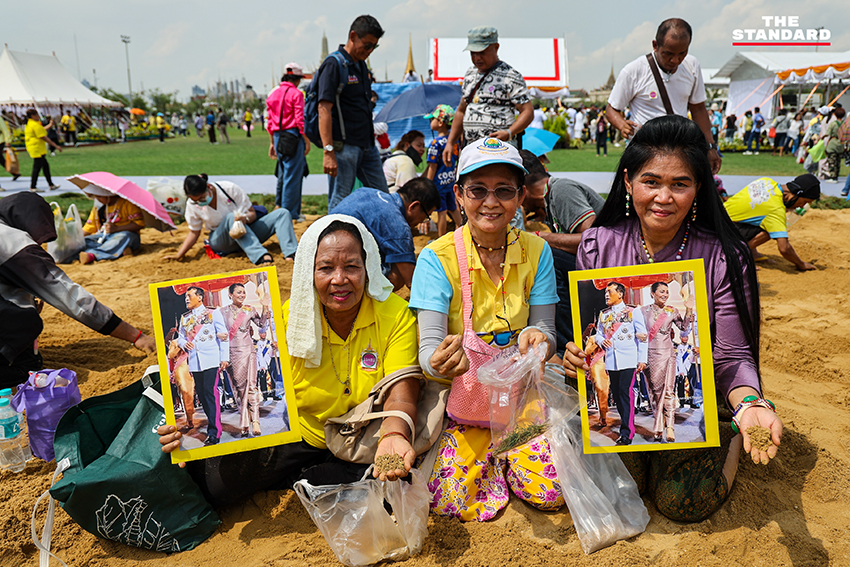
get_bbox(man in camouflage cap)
[442,26,533,167]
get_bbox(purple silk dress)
[577,219,760,405]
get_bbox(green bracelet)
[731,396,776,433]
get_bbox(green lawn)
[2,128,812,179]
[3,129,842,218]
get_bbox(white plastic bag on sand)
[147,177,186,218]
[47,202,85,263]
[539,367,650,554]
[294,467,430,567]
[229,219,247,239]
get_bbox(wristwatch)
[708,142,719,151]
[323,144,335,152]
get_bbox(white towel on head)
[286,214,393,368]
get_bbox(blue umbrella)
[522,127,560,157]
[374,83,463,123]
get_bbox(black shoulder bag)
[645,54,674,115]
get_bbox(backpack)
[304,51,349,148]
[837,118,850,144]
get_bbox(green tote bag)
[33,367,219,565]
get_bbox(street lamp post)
[121,35,132,102]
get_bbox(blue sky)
[3,0,848,100]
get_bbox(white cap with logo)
[456,137,528,180]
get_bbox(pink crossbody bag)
[445,228,501,427]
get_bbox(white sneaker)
[754,151,759,155]
[742,151,753,155]
[824,179,838,183]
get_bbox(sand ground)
[2,210,850,567]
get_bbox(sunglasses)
[459,184,520,201]
[359,38,379,51]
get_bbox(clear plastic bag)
[477,344,547,456]
[229,219,247,239]
[538,368,650,554]
[294,467,429,567]
[47,202,85,263]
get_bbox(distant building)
[191,85,206,97]
[81,78,92,88]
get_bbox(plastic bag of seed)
[477,344,547,456]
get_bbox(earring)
[691,201,697,222]
[625,193,630,217]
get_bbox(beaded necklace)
[323,307,358,396]
[466,227,525,333]
[640,221,690,263]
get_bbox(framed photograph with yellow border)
[569,259,718,454]
[149,267,301,463]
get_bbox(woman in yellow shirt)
[409,138,563,521]
[78,186,145,264]
[158,215,425,507]
[24,109,62,192]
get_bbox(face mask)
[405,145,422,167]
[195,190,213,207]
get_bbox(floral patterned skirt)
[427,420,564,522]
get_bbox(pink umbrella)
[66,172,177,231]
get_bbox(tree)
[130,94,149,112]
[91,87,129,107]
[147,88,183,115]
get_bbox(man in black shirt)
[319,15,389,211]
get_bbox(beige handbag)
[324,366,448,464]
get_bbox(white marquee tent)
[0,47,121,108]
[714,51,850,119]
[428,38,569,98]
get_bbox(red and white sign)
[429,37,569,90]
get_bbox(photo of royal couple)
[571,261,718,453]
[152,268,300,460]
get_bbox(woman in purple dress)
[640,282,691,443]
[220,283,268,437]
[563,115,782,522]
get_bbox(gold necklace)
[324,307,358,396]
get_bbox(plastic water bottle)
[0,398,27,472]
[0,387,32,462]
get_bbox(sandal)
[256,253,274,267]
[666,426,676,443]
[252,420,262,436]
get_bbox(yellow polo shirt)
[25,119,48,158]
[83,197,145,235]
[409,225,559,385]
[60,114,76,132]
[281,292,419,449]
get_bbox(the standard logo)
[732,16,831,46]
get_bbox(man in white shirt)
[530,102,546,130]
[573,108,586,141]
[606,18,721,173]
[163,175,298,266]
[177,286,229,445]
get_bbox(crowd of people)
[0,14,808,556]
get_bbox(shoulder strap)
[645,54,674,116]
[212,182,236,206]
[331,51,348,141]
[454,227,475,333]
[32,458,71,567]
[464,61,504,104]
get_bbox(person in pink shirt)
[266,62,311,220]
